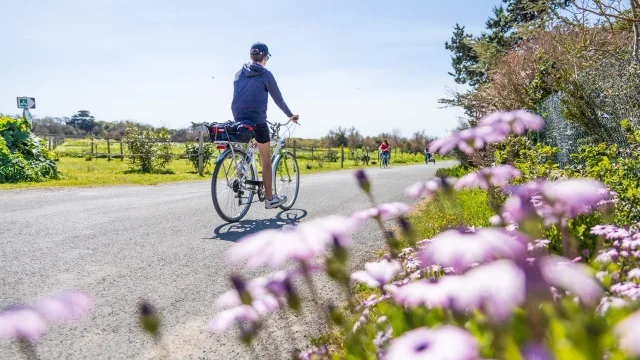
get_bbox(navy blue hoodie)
[231,63,293,124]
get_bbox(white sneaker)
[265,195,287,209]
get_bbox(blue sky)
[0,0,501,138]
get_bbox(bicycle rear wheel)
[273,151,300,210]
[211,149,256,222]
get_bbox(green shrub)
[0,116,58,183]
[122,124,173,173]
[184,142,214,173]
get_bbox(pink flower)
[607,228,631,240]
[0,291,93,342]
[388,277,462,309]
[298,345,328,360]
[629,268,640,280]
[479,109,545,135]
[454,165,521,190]
[404,177,458,200]
[351,202,411,224]
[214,274,284,315]
[34,291,93,322]
[0,307,46,341]
[429,126,505,155]
[390,260,525,321]
[207,305,260,333]
[228,215,358,268]
[540,179,609,218]
[503,179,609,225]
[419,228,525,271]
[351,259,402,288]
[591,225,618,236]
[386,326,479,360]
[454,260,526,322]
[520,343,553,360]
[597,296,628,315]
[616,309,640,356]
[539,255,603,306]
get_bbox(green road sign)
[17,97,36,109]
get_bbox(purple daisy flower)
[521,343,553,360]
[34,291,93,322]
[452,259,526,322]
[616,309,640,356]
[0,307,47,341]
[351,259,403,288]
[386,326,479,360]
[479,109,545,135]
[591,225,618,236]
[207,305,260,334]
[388,277,463,309]
[419,228,525,271]
[351,202,411,225]
[454,165,521,190]
[539,255,603,306]
[228,215,358,268]
[597,296,628,315]
[629,268,640,280]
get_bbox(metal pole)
[198,130,204,176]
[119,140,124,161]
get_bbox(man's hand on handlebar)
[290,114,300,124]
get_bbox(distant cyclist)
[425,146,432,163]
[231,42,299,209]
[379,140,390,166]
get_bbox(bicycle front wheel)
[211,149,256,222]
[273,151,300,210]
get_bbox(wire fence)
[37,133,429,174]
[537,55,640,167]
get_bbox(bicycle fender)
[215,148,233,164]
[271,153,282,179]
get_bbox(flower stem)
[17,340,38,360]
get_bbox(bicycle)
[425,153,436,164]
[379,152,389,169]
[192,119,300,223]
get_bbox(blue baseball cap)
[250,42,271,58]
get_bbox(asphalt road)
[0,161,454,360]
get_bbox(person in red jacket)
[379,140,390,166]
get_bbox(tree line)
[29,110,438,151]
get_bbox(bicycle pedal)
[245,180,263,186]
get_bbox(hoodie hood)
[243,62,267,77]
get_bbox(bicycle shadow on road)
[209,209,308,242]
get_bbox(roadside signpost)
[16,96,36,127]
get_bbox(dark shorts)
[253,123,270,144]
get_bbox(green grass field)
[0,151,438,190]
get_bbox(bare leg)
[257,141,273,200]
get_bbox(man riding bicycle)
[231,42,299,209]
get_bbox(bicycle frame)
[212,122,294,194]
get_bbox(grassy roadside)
[310,187,494,356]
[0,156,446,190]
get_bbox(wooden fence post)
[341,145,344,168]
[311,146,314,160]
[90,138,94,159]
[107,139,111,161]
[198,130,204,176]
[293,139,296,158]
[119,140,124,161]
